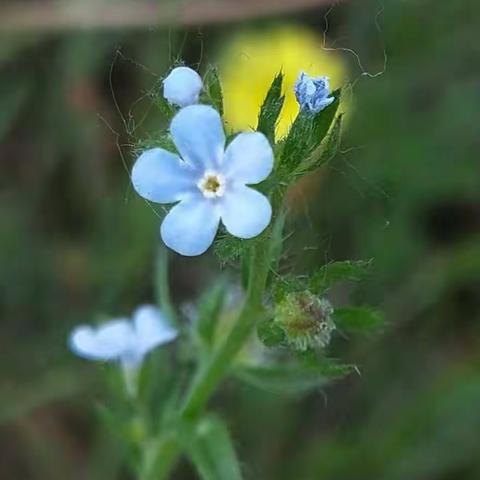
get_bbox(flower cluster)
[69,65,338,363]
[132,66,275,256]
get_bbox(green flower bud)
[274,291,335,351]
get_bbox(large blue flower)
[294,71,334,114]
[132,105,274,256]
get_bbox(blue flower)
[294,71,334,114]
[132,105,274,256]
[69,305,177,369]
[163,66,203,107]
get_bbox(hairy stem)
[181,237,271,418]
[145,235,273,479]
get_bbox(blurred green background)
[1,0,479,478]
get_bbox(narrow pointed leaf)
[257,72,285,144]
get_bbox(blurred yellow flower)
[217,25,347,138]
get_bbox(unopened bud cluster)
[274,291,335,351]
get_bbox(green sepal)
[295,113,343,176]
[257,316,286,347]
[280,89,341,175]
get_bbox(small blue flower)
[294,71,335,114]
[163,66,203,107]
[69,305,177,369]
[132,105,273,256]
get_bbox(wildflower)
[69,305,177,368]
[218,25,346,137]
[163,66,203,107]
[294,72,334,114]
[132,105,273,256]
[274,292,335,351]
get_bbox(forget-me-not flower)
[163,66,203,107]
[69,305,177,369]
[132,105,274,256]
[294,71,334,114]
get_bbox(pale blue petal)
[133,305,178,356]
[220,185,272,239]
[161,195,220,256]
[170,105,225,170]
[131,148,195,203]
[69,319,133,361]
[163,66,203,107]
[294,71,334,114]
[223,132,273,185]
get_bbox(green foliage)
[214,234,247,266]
[272,274,308,302]
[150,81,177,119]
[134,132,177,155]
[309,259,373,294]
[333,306,384,334]
[0,73,31,141]
[181,415,243,480]
[296,114,343,175]
[235,358,355,396]
[257,316,286,347]
[195,283,227,351]
[274,292,335,351]
[256,72,285,144]
[280,89,341,175]
[202,66,224,115]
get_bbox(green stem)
[155,246,177,325]
[146,207,281,478]
[181,238,270,419]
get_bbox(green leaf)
[297,114,343,175]
[272,274,308,302]
[195,283,226,349]
[310,259,373,293]
[203,66,224,115]
[311,89,341,150]
[257,317,286,347]
[235,365,326,395]
[213,234,247,266]
[280,89,341,174]
[134,133,177,156]
[182,415,243,480]
[257,72,285,144]
[151,84,176,119]
[333,306,384,334]
[235,359,354,396]
[296,352,357,378]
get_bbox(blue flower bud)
[294,71,334,114]
[163,66,203,107]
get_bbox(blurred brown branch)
[0,0,338,32]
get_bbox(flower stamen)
[197,171,226,198]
